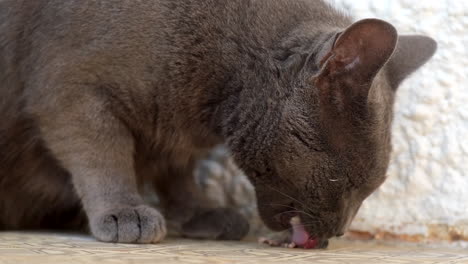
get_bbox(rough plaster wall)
[329,0,468,240]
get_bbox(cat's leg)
[35,93,166,243]
[153,153,249,241]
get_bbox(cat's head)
[234,19,436,244]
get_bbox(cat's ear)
[386,35,437,88]
[314,19,398,150]
[314,18,398,107]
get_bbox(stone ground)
[0,232,467,264]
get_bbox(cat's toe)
[90,205,167,243]
[181,208,249,240]
[258,231,293,248]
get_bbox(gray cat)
[0,0,436,247]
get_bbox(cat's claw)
[259,237,280,247]
[259,237,296,248]
[284,242,297,248]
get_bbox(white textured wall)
[330,0,468,240]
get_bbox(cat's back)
[0,0,348,91]
[0,0,167,69]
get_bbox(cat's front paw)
[181,208,249,240]
[90,205,167,243]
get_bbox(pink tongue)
[290,217,318,249]
[291,222,310,245]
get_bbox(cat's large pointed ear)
[314,19,398,110]
[314,19,398,150]
[386,35,437,88]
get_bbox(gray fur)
[0,0,436,244]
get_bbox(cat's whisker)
[268,203,297,210]
[267,186,309,210]
[300,211,319,221]
[267,201,320,225]
[273,210,301,218]
[299,222,322,226]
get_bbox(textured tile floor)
[0,232,467,264]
